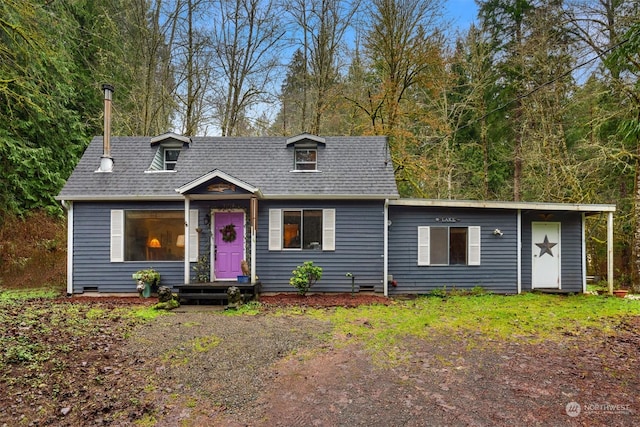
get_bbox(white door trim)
[211,209,246,281]
[532,221,561,289]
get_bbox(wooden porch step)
[175,282,261,305]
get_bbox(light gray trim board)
[56,193,399,202]
[390,198,615,213]
[261,194,399,200]
[56,195,183,201]
[66,201,74,295]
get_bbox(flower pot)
[142,282,152,298]
[613,289,628,298]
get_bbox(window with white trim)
[164,149,180,170]
[148,144,182,171]
[295,148,317,170]
[417,226,480,266]
[269,208,335,251]
[110,210,199,262]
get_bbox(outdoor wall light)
[493,229,504,236]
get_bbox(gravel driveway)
[124,308,333,425]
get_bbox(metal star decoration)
[535,235,557,257]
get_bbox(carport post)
[607,211,614,295]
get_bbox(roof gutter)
[261,194,400,201]
[56,193,401,202]
[54,195,185,202]
[389,198,616,213]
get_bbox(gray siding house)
[57,131,402,295]
[57,120,616,296]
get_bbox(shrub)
[192,255,210,283]
[132,268,160,286]
[289,261,323,295]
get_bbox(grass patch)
[192,335,221,352]
[132,306,169,321]
[0,287,61,302]
[160,334,222,366]
[305,293,640,364]
[222,301,262,316]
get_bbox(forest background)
[0,0,639,290]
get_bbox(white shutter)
[468,226,481,265]
[417,226,430,266]
[269,209,282,250]
[189,209,198,262]
[110,210,124,262]
[322,209,336,251]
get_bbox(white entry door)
[532,222,561,289]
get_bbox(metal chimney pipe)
[98,83,114,172]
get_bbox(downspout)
[517,209,522,294]
[250,197,257,283]
[581,213,587,293]
[184,197,191,284]
[383,199,389,297]
[61,200,73,296]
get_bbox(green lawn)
[302,293,640,364]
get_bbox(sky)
[444,0,479,32]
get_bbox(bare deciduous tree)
[285,0,359,134]
[209,0,285,136]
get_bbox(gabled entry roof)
[176,169,262,198]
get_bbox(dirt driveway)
[2,294,638,426]
[122,296,639,427]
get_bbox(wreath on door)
[220,224,237,243]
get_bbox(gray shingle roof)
[57,135,399,200]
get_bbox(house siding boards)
[72,202,186,293]
[387,206,519,294]
[520,211,584,293]
[256,200,385,293]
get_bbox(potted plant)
[132,268,160,298]
[612,276,630,298]
[613,289,629,298]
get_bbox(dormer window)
[147,132,191,172]
[286,133,325,172]
[164,149,180,170]
[295,148,317,171]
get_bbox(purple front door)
[213,211,245,280]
